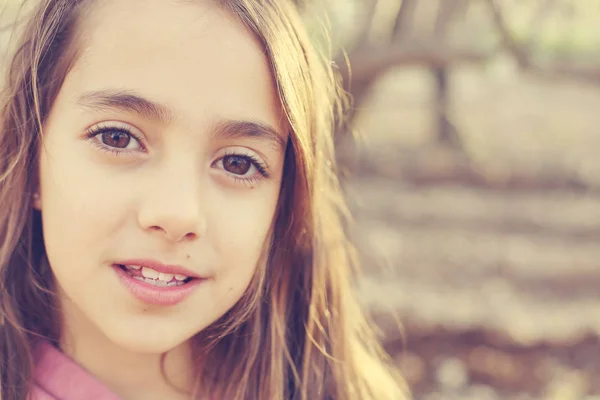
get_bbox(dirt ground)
[346,63,600,399]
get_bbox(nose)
[137,165,207,243]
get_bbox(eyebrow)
[78,89,175,124]
[211,119,286,151]
[77,89,286,150]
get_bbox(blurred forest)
[294,0,600,399]
[1,0,600,399]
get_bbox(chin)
[102,322,194,355]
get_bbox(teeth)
[129,266,189,282]
[133,276,185,287]
[141,267,159,279]
[158,273,174,282]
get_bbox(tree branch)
[337,44,488,87]
[335,43,489,111]
[355,0,380,47]
[392,0,418,43]
[434,0,465,38]
[484,0,530,68]
[530,62,600,85]
[484,0,600,86]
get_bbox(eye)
[222,154,253,175]
[212,150,269,184]
[100,130,136,149]
[85,123,145,154]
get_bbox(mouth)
[117,264,194,287]
[112,262,204,306]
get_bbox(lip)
[115,259,203,279]
[112,264,205,306]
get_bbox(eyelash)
[220,149,270,180]
[85,124,270,184]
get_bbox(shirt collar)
[34,341,121,400]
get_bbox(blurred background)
[1,0,600,399]
[296,0,600,399]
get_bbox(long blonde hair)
[0,1,409,399]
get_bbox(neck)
[59,298,196,400]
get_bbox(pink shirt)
[31,342,121,400]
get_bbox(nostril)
[146,225,198,243]
[139,208,205,242]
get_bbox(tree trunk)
[433,66,460,149]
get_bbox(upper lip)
[116,259,204,279]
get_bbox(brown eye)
[101,131,131,148]
[223,155,251,175]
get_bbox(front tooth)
[174,274,188,281]
[158,273,174,282]
[141,267,159,279]
[126,265,141,270]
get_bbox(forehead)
[58,0,286,134]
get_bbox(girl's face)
[37,0,287,354]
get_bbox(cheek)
[38,140,129,268]
[207,186,278,284]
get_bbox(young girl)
[0,0,409,399]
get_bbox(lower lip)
[113,265,204,306]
